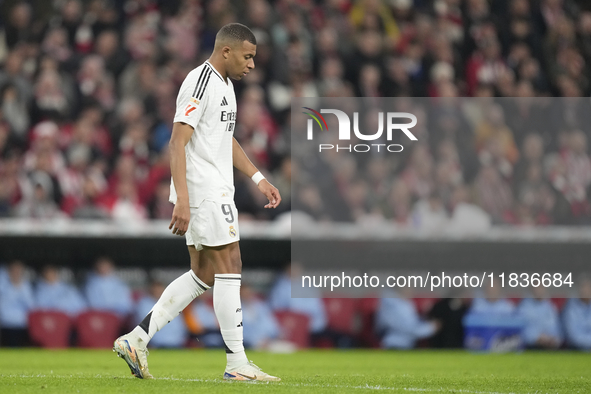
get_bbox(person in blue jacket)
[35,265,86,316]
[376,287,440,349]
[0,260,35,346]
[84,257,132,317]
[517,285,563,349]
[563,278,591,350]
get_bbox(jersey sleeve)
[173,69,210,130]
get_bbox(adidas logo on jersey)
[221,96,228,106]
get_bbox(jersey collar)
[205,61,225,83]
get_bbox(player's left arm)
[232,137,281,208]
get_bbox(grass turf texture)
[0,349,589,393]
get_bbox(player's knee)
[216,253,242,274]
[228,243,242,273]
[228,256,242,273]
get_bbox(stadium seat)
[551,298,567,311]
[308,298,359,348]
[75,311,121,348]
[323,298,358,336]
[274,311,310,348]
[28,310,72,348]
[357,298,380,348]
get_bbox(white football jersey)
[170,61,237,207]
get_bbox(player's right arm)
[168,122,194,236]
[168,66,209,235]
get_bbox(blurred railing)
[1,219,590,280]
[0,219,291,269]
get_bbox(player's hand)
[258,179,281,208]
[169,201,190,236]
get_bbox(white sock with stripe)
[213,273,248,370]
[132,270,209,346]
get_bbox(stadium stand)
[0,0,590,224]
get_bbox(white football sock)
[132,270,209,346]
[213,273,248,370]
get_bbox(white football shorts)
[185,200,240,250]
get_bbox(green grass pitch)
[0,349,589,393]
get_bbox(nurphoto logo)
[302,107,418,153]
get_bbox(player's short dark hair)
[216,23,256,47]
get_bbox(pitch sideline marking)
[2,374,530,394]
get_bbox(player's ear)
[222,46,231,59]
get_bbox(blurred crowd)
[0,0,590,224]
[0,258,282,349]
[293,97,591,229]
[1,259,591,350]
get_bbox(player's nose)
[248,58,255,69]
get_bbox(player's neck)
[207,56,228,84]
